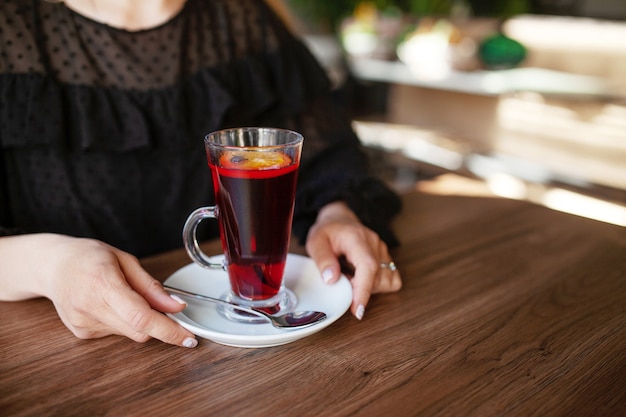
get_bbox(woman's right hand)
[0,233,198,348]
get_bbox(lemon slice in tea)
[220,150,292,170]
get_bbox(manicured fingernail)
[183,337,198,348]
[356,304,365,320]
[322,268,334,284]
[170,294,187,306]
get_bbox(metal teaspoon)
[163,285,327,329]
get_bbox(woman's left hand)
[305,201,402,320]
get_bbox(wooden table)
[2,190,625,417]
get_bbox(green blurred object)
[478,33,527,69]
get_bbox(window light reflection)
[542,189,626,227]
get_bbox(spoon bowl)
[164,285,327,329]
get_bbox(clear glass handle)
[182,206,224,270]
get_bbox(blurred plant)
[286,0,402,31]
[407,0,453,16]
[286,0,530,32]
[469,0,530,18]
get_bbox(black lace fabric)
[0,0,401,256]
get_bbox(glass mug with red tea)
[183,127,303,322]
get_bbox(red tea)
[209,150,298,300]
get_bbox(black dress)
[0,0,401,257]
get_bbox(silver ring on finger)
[380,261,397,272]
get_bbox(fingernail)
[183,337,198,348]
[170,294,187,306]
[322,268,334,284]
[356,304,365,320]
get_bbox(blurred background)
[270,0,626,226]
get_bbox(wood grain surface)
[1,190,625,417]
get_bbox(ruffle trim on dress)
[0,39,330,152]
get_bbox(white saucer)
[165,254,352,348]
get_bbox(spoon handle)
[163,285,269,320]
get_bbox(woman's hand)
[0,234,198,348]
[305,202,402,320]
